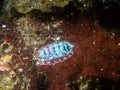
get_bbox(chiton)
[35,41,74,65]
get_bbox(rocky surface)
[0,0,120,90]
[1,0,120,23]
[35,14,120,90]
[0,24,47,90]
[69,75,120,90]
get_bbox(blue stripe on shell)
[36,41,74,64]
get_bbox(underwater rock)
[1,0,120,23]
[4,0,120,13]
[0,1,120,90]
[69,75,120,90]
[37,14,120,90]
[10,0,70,13]
[0,0,69,22]
[15,17,63,47]
[0,23,47,90]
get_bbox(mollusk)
[35,41,74,65]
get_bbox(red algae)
[37,14,120,90]
[0,13,119,90]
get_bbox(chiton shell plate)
[35,41,74,65]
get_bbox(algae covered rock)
[0,70,19,90]
[0,23,47,90]
[69,75,120,90]
[4,0,70,13]
[1,0,120,23]
[0,0,70,22]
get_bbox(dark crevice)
[92,1,120,36]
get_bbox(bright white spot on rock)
[83,4,87,7]
[77,80,80,82]
[42,23,45,26]
[93,30,95,33]
[60,20,63,23]
[70,13,73,15]
[18,68,23,72]
[47,26,50,30]
[72,81,75,84]
[118,43,120,46]
[96,78,99,81]
[22,56,29,60]
[16,23,20,26]
[112,32,115,36]
[112,72,115,75]
[41,59,44,61]
[100,68,104,71]
[49,0,52,1]
[56,37,61,40]
[97,49,100,51]
[65,83,69,86]
[80,76,83,80]
[81,24,84,26]
[104,34,107,37]
[2,24,6,28]
[36,61,40,65]
[47,62,50,63]
[92,41,96,45]
[63,57,67,60]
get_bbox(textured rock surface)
[34,14,120,90]
[0,24,47,90]
[1,0,120,23]
[69,75,120,90]
[0,12,119,90]
[0,0,120,90]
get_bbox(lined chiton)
[35,41,74,65]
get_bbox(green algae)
[69,75,120,90]
[11,0,70,13]
[0,0,120,23]
[0,71,19,90]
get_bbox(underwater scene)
[0,0,120,90]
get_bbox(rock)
[0,23,47,90]
[1,0,120,23]
[69,75,120,90]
